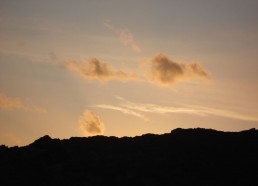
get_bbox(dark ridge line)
[1,127,258,185]
[1,127,257,148]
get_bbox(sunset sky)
[1,0,258,146]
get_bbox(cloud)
[64,53,210,87]
[123,100,258,122]
[104,21,141,53]
[0,93,23,109]
[0,93,46,113]
[94,97,204,121]
[79,110,105,136]
[95,97,258,123]
[95,104,147,121]
[122,102,205,116]
[65,58,137,82]
[143,53,210,86]
[186,105,258,122]
[119,29,141,53]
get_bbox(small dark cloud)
[65,58,137,82]
[143,53,210,86]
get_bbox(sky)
[0,0,258,146]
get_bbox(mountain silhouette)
[1,128,258,185]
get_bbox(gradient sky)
[1,0,258,146]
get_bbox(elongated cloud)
[0,93,23,109]
[0,93,46,113]
[123,102,205,116]
[95,104,147,121]
[95,97,258,122]
[65,58,136,82]
[144,53,210,86]
[79,110,105,136]
[104,21,141,53]
[123,101,258,122]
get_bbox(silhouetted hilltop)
[1,128,258,185]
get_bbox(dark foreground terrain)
[1,128,258,186]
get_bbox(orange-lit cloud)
[143,53,210,86]
[65,58,136,82]
[0,93,46,113]
[65,54,210,87]
[79,110,105,136]
[104,21,141,53]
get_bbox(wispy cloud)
[65,57,137,82]
[79,110,105,136]
[0,93,23,109]
[95,104,148,121]
[185,105,258,122]
[122,102,205,116]
[123,100,258,122]
[95,97,258,122]
[0,93,46,113]
[104,20,141,53]
[143,53,210,86]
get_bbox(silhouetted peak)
[36,135,52,141]
[30,135,53,147]
[240,128,256,133]
[170,128,184,134]
[239,128,258,136]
